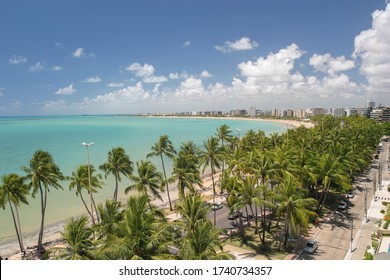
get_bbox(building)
[333,108,345,117]
[370,107,390,122]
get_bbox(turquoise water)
[0,115,285,244]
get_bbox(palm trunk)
[92,196,100,223]
[211,168,216,226]
[114,176,119,202]
[80,191,93,221]
[15,205,25,254]
[38,184,46,254]
[8,200,24,254]
[161,155,173,211]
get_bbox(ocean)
[0,115,286,244]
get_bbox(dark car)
[228,211,241,220]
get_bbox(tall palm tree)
[147,135,177,211]
[276,173,316,246]
[99,147,133,202]
[179,219,234,260]
[0,173,29,255]
[51,215,94,260]
[68,165,103,224]
[22,150,64,255]
[216,124,233,176]
[125,160,164,208]
[199,136,224,226]
[169,154,203,197]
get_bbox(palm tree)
[22,150,64,255]
[95,199,124,239]
[99,147,133,202]
[179,219,234,260]
[174,192,209,233]
[125,160,164,208]
[98,194,174,259]
[169,154,203,197]
[51,215,94,260]
[216,124,233,176]
[147,135,177,211]
[68,165,103,223]
[276,173,316,246]
[0,174,29,255]
[199,137,224,226]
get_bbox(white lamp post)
[82,142,95,224]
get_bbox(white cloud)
[169,71,189,80]
[126,62,167,83]
[51,66,62,71]
[126,63,155,77]
[54,42,64,48]
[29,62,44,72]
[238,44,303,81]
[83,76,102,83]
[107,82,124,88]
[55,83,76,95]
[72,47,95,58]
[353,3,390,93]
[183,41,191,48]
[309,53,355,74]
[215,37,259,53]
[9,55,27,64]
[200,70,212,78]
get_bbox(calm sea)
[0,115,285,244]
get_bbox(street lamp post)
[335,211,353,253]
[83,142,95,225]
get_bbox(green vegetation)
[0,115,384,259]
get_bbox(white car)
[346,191,355,198]
[337,201,347,210]
[211,202,223,211]
[304,240,318,254]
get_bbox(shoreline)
[149,115,314,129]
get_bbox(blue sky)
[1,0,389,116]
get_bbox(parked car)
[337,201,348,210]
[228,211,242,220]
[304,240,318,254]
[211,202,223,211]
[346,191,355,199]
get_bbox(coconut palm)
[179,219,234,260]
[125,160,164,208]
[216,124,233,175]
[276,173,317,246]
[174,192,209,233]
[95,199,124,239]
[22,150,64,255]
[99,147,133,202]
[199,137,224,226]
[147,135,177,211]
[52,215,94,260]
[98,194,174,260]
[169,154,203,197]
[0,174,29,255]
[68,165,103,223]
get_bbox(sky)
[0,0,390,116]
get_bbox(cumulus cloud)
[169,71,189,80]
[238,44,303,81]
[29,62,62,72]
[200,70,212,78]
[72,47,95,58]
[55,83,76,95]
[353,3,390,93]
[126,62,167,83]
[83,76,102,83]
[9,55,27,64]
[215,37,259,53]
[310,53,355,74]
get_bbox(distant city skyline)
[1,0,390,116]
